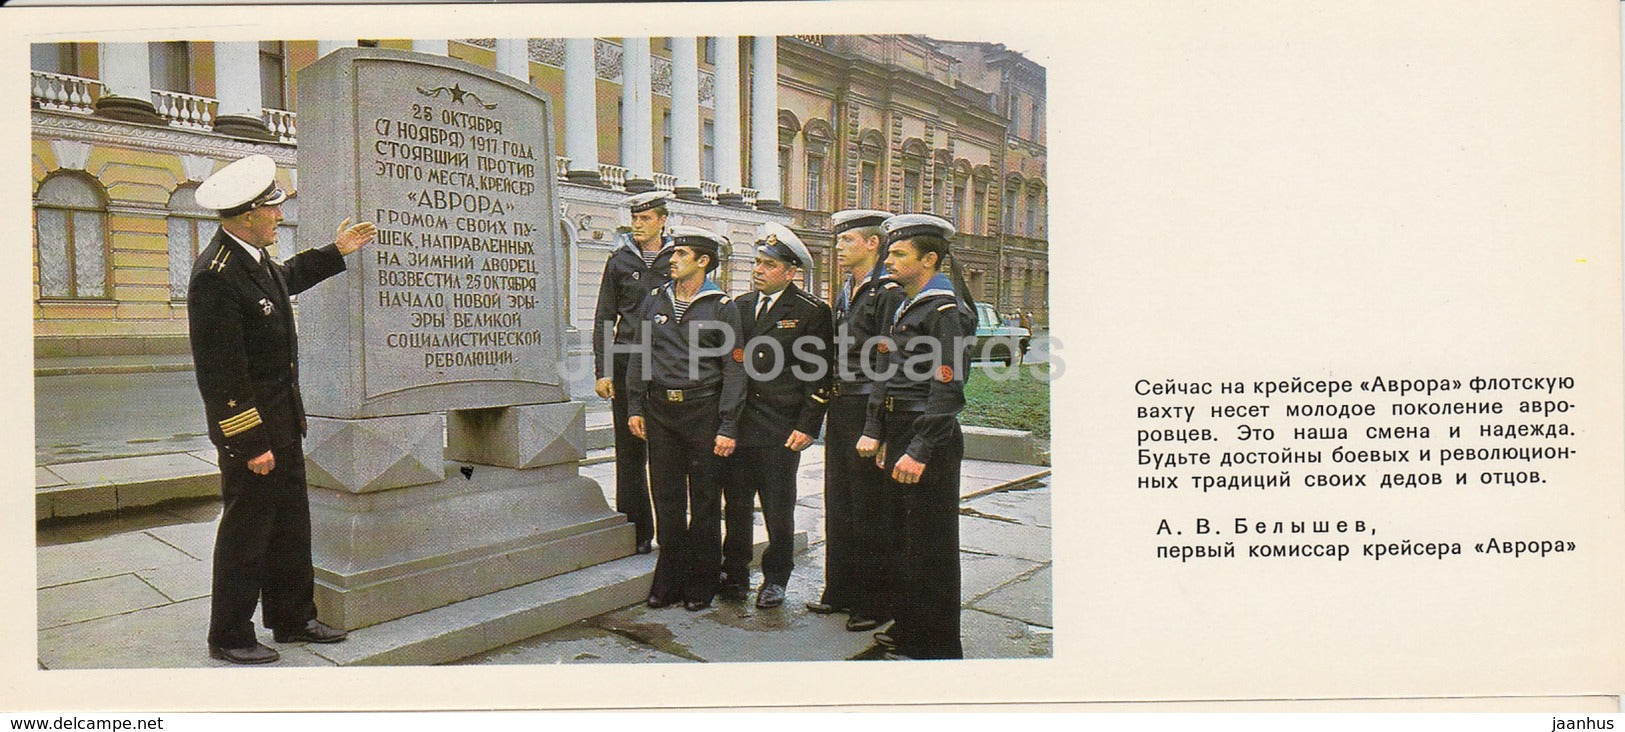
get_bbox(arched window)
[803,120,833,211]
[167,184,212,301]
[857,130,884,210]
[35,173,108,299]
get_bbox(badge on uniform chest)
[631,271,640,281]
[654,313,669,325]
[259,297,274,316]
[777,319,798,329]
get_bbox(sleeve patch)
[937,365,954,383]
[219,408,263,437]
[732,348,745,363]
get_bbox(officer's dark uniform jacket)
[863,273,974,463]
[833,269,906,393]
[626,279,746,438]
[592,230,675,379]
[734,283,834,447]
[188,229,346,459]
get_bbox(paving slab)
[960,552,1044,603]
[586,550,873,664]
[959,461,1049,498]
[455,619,694,665]
[963,485,1052,528]
[37,530,199,588]
[969,565,1052,627]
[136,562,213,603]
[142,521,218,561]
[38,574,173,630]
[38,597,334,669]
[36,467,66,490]
[958,514,1051,564]
[47,452,217,487]
[960,608,1052,660]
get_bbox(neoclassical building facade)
[30,36,1047,359]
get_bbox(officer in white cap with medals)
[857,213,976,660]
[187,154,376,664]
[718,223,833,609]
[593,190,677,555]
[625,226,745,611]
[807,209,906,634]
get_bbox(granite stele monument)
[293,47,646,665]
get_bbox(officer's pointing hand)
[784,431,813,452]
[248,450,275,475]
[714,435,736,458]
[628,416,646,440]
[335,218,378,255]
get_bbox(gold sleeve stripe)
[810,395,829,404]
[936,303,957,312]
[219,408,263,437]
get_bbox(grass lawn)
[961,362,1051,439]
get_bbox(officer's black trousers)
[881,413,964,660]
[208,440,318,648]
[722,444,800,588]
[612,353,654,544]
[645,396,723,604]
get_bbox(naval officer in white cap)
[187,154,376,664]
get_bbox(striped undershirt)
[672,297,691,320]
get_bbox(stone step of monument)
[303,529,808,666]
[36,452,221,521]
[581,447,615,466]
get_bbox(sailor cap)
[195,154,288,217]
[623,190,675,213]
[668,225,727,272]
[754,222,811,268]
[881,213,955,244]
[830,208,893,235]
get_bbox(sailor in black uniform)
[187,154,375,664]
[626,226,746,611]
[719,223,833,608]
[858,213,976,660]
[807,209,908,634]
[593,190,676,555]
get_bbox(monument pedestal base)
[305,402,636,631]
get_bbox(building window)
[902,170,921,212]
[35,173,108,299]
[30,43,78,75]
[953,180,967,230]
[166,185,211,301]
[702,119,716,181]
[260,41,286,110]
[617,100,626,166]
[1031,99,1043,140]
[149,41,190,93]
[859,162,877,209]
[777,145,790,204]
[1003,186,1018,234]
[1025,191,1038,237]
[661,110,673,173]
[703,37,716,65]
[805,153,824,210]
[972,180,987,235]
[931,168,946,214]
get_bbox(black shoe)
[805,600,848,614]
[273,620,347,644]
[846,614,888,632]
[647,593,677,609]
[684,598,712,612]
[635,540,653,555]
[209,642,280,665]
[754,583,786,609]
[872,631,898,650]
[718,572,750,601]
